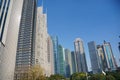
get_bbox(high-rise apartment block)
[0,0,24,80]
[74,38,88,73]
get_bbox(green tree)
[88,74,105,80]
[70,72,87,80]
[105,75,115,80]
[28,65,46,80]
[20,65,46,80]
[106,71,120,80]
[47,74,66,80]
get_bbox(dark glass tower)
[51,36,60,74]
[14,0,37,79]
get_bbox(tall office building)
[51,36,59,74]
[0,0,24,80]
[14,0,37,79]
[88,41,102,74]
[71,51,77,73]
[97,45,107,71]
[35,6,50,76]
[58,45,66,76]
[74,38,88,73]
[47,35,55,75]
[0,0,11,43]
[102,41,116,71]
[65,49,72,77]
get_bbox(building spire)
[41,0,44,7]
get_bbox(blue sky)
[38,0,120,71]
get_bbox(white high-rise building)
[35,6,51,76]
[0,0,24,80]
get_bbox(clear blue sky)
[38,0,120,71]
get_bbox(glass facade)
[58,45,66,76]
[14,0,37,79]
[97,45,107,71]
[51,36,59,74]
[88,41,102,74]
[103,41,116,71]
[65,49,72,77]
[71,51,76,73]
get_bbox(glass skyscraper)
[74,38,88,73]
[71,51,77,73]
[51,36,60,74]
[58,45,66,76]
[97,45,108,71]
[65,49,72,77]
[88,41,102,74]
[102,41,116,71]
[14,0,37,79]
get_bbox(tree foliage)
[47,74,66,80]
[88,74,105,80]
[105,75,115,80]
[28,65,46,80]
[20,65,46,80]
[70,72,87,80]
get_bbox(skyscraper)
[97,45,107,71]
[65,49,72,77]
[0,0,24,80]
[14,0,37,79]
[88,41,102,74]
[0,0,11,43]
[71,51,77,73]
[35,6,50,76]
[51,36,59,74]
[47,35,55,75]
[58,45,66,76]
[74,38,88,73]
[102,41,116,71]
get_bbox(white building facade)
[35,6,51,76]
[0,0,24,80]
